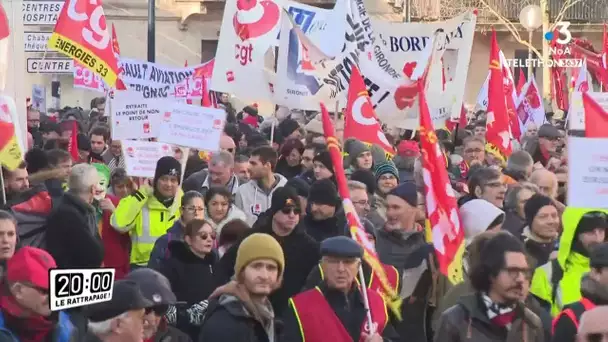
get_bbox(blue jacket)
[148,221,184,270]
[0,310,75,342]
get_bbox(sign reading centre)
[24,32,52,52]
[27,58,73,74]
[22,1,63,25]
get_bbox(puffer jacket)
[434,293,544,342]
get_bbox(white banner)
[568,136,608,209]
[515,77,546,130]
[159,104,226,151]
[122,140,174,178]
[111,91,165,140]
[210,0,284,101]
[373,10,476,122]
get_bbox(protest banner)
[122,140,174,178]
[159,103,225,151]
[48,0,120,87]
[0,94,24,171]
[73,60,107,93]
[111,90,165,140]
[119,58,214,100]
[568,136,608,209]
[373,11,476,122]
[210,0,284,102]
[515,77,546,130]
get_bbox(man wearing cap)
[85,280,153,341]
[524,124,561,169]
[126,268,191,342]
[303,179,347,243]
[312,150,335,184]
[344,139,373,177]
[282,236,399,342]
[111,156,184,267]
[215,187,319,316]
[552,243,608,342]
[0,247,78,341]
[199,233,284,341]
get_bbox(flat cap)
[538,124,561,139]
[85,280,153,322]
[321,236,363,258]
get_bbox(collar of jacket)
[64,192,94,213]
[458,293,542,330]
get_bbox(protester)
[1,163,29,205]
[199,233,284,341]
[552,243,608,342]
[0,211,17,275]
[217,219,250,257]
[148,190,205,269]
[204,186,247,236]
[344,139,373,175]
[46,163,104,269]
[84,280,152,341]
[503,150,534,183]
[576,306,608,342]
[112,156,184,267]
[303,179,346,242]
[284,177,310,213]
[460,198,505,245]
[523,194,560,268]
[235,146,287,226]
[461,166,506,208]
[88,126,110,161]
[183,151,240,197]
[274,138,304,179]
[216,186,319,315]
[530,169,560,200]
[101,139,125,171]
[233,154,251,184]
[0,247,78,341]
[434,233,544,341]
[503,182,539,237]
[108,168,133,199]
[311,150,335,183]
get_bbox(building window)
[201,40,218,63]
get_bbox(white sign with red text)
[158,103,225,151]
[568,136,608,209]
[111,90,166,140]
[122,140,174,178]
[73,60,107,93]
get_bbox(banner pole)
[358,265,375,334]
[0,167,5,205]
[270,119,276,145]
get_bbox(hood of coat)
[209,281,275,332]
[167,239,217,264]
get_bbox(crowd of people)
[0,96,606,342]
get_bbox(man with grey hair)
[183,150,240,196]
[503,150,534,183]
[46,163,104,269]
[348,180,377,237]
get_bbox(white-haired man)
[85,280,153,342]
[182,151,240,197]
[46,163,104,269]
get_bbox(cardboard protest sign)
[122,140,174,178]
[111,90,164,140]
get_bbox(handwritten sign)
[158,103,225,151]
[122,140,174,178]
[568,136,608,208]
[111,91,165,140]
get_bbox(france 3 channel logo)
[49,268,116,311]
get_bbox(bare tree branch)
[550,0,583,30]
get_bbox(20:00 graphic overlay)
[49,268,116,311]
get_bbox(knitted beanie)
[373,160,399,183]
[235,233,285,278]
[524,194,555,227]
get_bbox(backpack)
[9,184,63,249]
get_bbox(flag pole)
[358,265,375,334]
[270,119,276,145]
[0,167,6,205]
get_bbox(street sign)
[24,31,52,52]
[22,1,63,25]
[27,58,73,74]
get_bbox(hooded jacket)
[235,174,287,226]
[198,282,278,342]
[551,275,608,342]
[459,199,504,246]
[206,204,248,236]
[434,293,544,342]
[529,207,608,316]
[111,186,184,266]
[302,204,347,243]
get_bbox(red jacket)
[100,194,131,279]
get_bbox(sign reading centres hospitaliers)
[121,140,174,178]
[159,104,225,152]
[111,90,164,140]
[48,0,120,87]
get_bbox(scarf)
[0,293,54,342]
[458,161,469,180]
[482,293,516,329]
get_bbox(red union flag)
[48,0,119,88]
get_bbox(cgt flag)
[320,102,402,320]
[49,0,120,88]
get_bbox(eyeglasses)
[378,174,396,181]
[145,305,169,316]
[200,232,216,240]
[464,148,483,153]
[281,207,301,215]
[503,267,533,280]
[352,200,370,207]
[184,206,205,213]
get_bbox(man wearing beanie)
[344,139,373,176]
[285,177,310,216]
[111,156,184,267]
[312,150,335,184]
[523,194,560,267]
[283,236,399,342]
[553,242,608,342]
[368,160,399,229]
[531,208,608,316]
[200,233,285,341]
[302,179,347,243]
[215,186,320,316]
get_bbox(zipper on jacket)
[160,212,164,222]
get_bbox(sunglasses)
[145,305,169,316]
[281,207,301,215]
[200,232,216,240]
